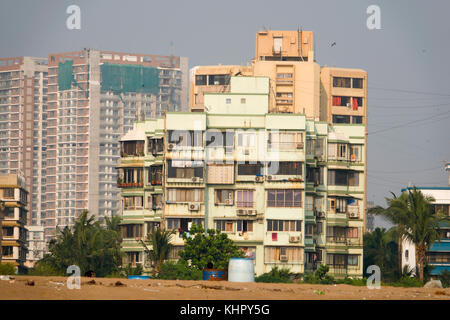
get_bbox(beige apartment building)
[42,50,188,244]
[0,174,28,273]
[0,57,48,228]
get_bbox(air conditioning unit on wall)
[280,255,288,262]
[188,203,200,211]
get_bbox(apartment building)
[42,50,188,244]
[401,184,450,277]
[189,30,368,231]
[0,174,28,273]
[25,225,45,268]
[118,76,365,278]
[0,57,48,228]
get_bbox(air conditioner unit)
[167,143,175,151]
[188,203,200,211]
[247,209,257,216]
[349,211,359,219]
[266,175,273,181]
[255,176,264,183]
[237,209,246,216]
[446,232,450,238]
[289,236,300,243]
[280,255,288,262]
[296,142,304,149]
[191,177,200,183]
[225,199,233,205]
[315,211,325,218]
[346,102,351,108]
[242,148,250,155]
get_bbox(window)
[121,224,143,238]
[241,98,246,104]
[151,194,162,210]
[327,170,359,186]
[316,222,323,234]
[332,96,350,107]
[208,74,230,85]
[267,161,302,175]
[273,37,282,52]
[306,166,324,185]
[3,188,14,199]
[166,188,204,203]
[333,77,351,88]
[352,116,363,124]
[226,98,231,104]
[207,164,234,184]
[236,190,254,208]
[348,255,359,266]
[267,219,301,232]
[332,115,351,124]
[237,131,256,147]
[215,189,234,205]
[168,130,203,148]
[195,75,207,85]
[237,220,253,232]
[205,130,234,151]
[349,145,362,161]
[264,246,303,263]
[216,220,234,232]
[405,249,409,261]
[123,196,143,210]
[2,246,13,257]
[267,189,302,207]
[352,78,363,89]
[147,138,163,155]
[268,131,303,151]
[326,254,346,267]
[347,227,358,238]
[148,166,162,185]
[237,162,263,175]
[167,160,203,179]
[305,196,313,211]
[167,219,181,230]
[3,227,14,237]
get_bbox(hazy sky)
[1,0,449,214]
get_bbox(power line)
[369,165,444,174]
[368,86,450,97]
[368,110,450,135]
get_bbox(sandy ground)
[0,275,449,300]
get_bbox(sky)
[0,0,449,227]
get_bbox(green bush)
[388,276,423,288]
[439,270,450,288]
[255,266,293,283]
[335,277,367,286]
[0,263,16,275]
[28,262,63,276]
[301,264,335,284]
[157,260,202,280]
[120,264,143,278]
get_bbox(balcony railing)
[117,182,144,188]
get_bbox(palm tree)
[363,227,398,281]
[143,227,174,274]
[375,187,449,281]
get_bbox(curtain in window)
[352,97,358,110]
[332,96,341,106]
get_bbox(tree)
[373,188,449,281]
[178,224,245,270]
[363,227,398,281]
[144,227,174,274]
[36,210,123,277]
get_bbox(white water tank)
[228,258,254,282]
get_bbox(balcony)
[117,182,144,188]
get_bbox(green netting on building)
[100,63,159,95]
[58,60,74,90]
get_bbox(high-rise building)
[0,173,28,273]
[0,57,48,228]
[118,74,365,278]
[42,49,188,243]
